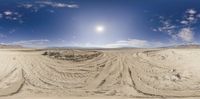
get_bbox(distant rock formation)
[0,44,23,49]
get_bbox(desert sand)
[0,48,200,99]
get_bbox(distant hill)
[0,44,23,49]
[162,44,200,49]
[45,46,139,50]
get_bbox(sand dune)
[0,49,200,99]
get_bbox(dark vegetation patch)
[42,50,102,62]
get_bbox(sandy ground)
[0,48,200,99]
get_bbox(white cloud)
[4,11,12,16]
[19,1,79,10]
[187,16,195,21]
[12,17,18,20]
[180,9,199,25]
[152,28,157,32]
[0,10,22,21]
[53,3,69,8]
[177,28,194,42]
[180,20,189,24]
[10,39,49,48]
[18,1,79,13]
[67,4,79,8]
[186,9,197,15]
[20,3,33,9]
[36,1,79,8]
[155,8,199,43]
[157,20,177,37]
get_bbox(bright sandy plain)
[0,48,200,99]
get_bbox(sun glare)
[95,25,105,33]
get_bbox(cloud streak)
[35,1,79,8]
[70,39,165,48]
[18,0,79,12]
[9,39,50,48]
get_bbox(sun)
[95,25,105,33]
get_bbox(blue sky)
[0,0,200,48]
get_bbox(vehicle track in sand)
[0,49,200,98]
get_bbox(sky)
[1,0,200,48]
